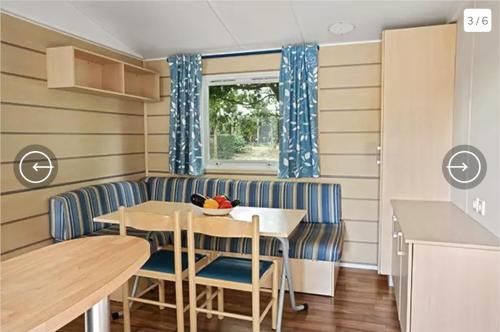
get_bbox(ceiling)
[1,1,465,59]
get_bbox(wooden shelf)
[124,63,159,100]
[47,46,160,102]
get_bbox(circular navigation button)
[442,145,486,189]
[14,145,58,189]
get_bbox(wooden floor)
[61,268,400,331]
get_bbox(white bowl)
[200,207,233,216]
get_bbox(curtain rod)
[202,45,320,60]
[166,45,320,61]
[201,48,281,59]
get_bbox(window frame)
[201,71,280,173]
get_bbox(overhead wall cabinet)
[378,24,456,275]
[46,46,160,102]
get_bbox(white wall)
[451,1,500,237]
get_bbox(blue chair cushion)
[141,250,205,274]
[197,256,273,284]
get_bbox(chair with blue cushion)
[187,213,278,332]
[118,207,208,332]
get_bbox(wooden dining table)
[1,235,150,332]
[94,200,307,331]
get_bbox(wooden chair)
[118,206,208,332]
[187,212,278,332]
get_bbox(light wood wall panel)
[2,135,144,161]
[2,215,50,253]
[319,133,379,154]
[1,104,143,134]
[1,42,46,79]
[148,116,170,134]
[0,13,146,259]
[144,42,381,266]
[148,135,169,153]
[2,154,145,193]
[344,220,378,243]
[148,153,169,172]
[1,239,54,261]
[203,53,280,74]
[2,73,143,115]
[342,242,378,265]
[318,42,381,66]
[319,64,380,88]
[320,155,379,177]
[318,110,380,132]
[147,98,170,115]
[343,199,379,221]
[319,87,380,110]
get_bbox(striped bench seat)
[49,181,170,249]
[146,176,344,262]
[190,222,343,262]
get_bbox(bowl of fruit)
[190,193,240,216]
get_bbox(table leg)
[85,296,110,332]
[276,238,308,332]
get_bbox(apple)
[219,200,233,209]
[214,195,228,205]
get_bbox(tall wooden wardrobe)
[378,24,457,275]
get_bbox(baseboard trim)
[340,262,378,270]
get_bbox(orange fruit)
[203,198,219,209]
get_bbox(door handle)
[397,231,405,256]
[392,215,398,238]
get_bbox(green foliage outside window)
[208,83,279,161]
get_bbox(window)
[202,72,280,172]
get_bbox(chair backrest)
[118,207,178,235]
[118,207,182,277]
[187,213,260,287]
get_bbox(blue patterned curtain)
[278,44,320,178]
[168,54,203,176]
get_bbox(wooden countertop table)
[94,201,307,332]
[1,236,150,332]
[94,201,307,238]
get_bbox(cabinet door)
[391,216,401,312]
[399,233,412,332]
[378,24,456,274]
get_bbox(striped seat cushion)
[148,176,344,262]
[89,224,171,252]
[146,176,341,224]
[49,181,150,241]
[147,176,233,203]
[185,233,282,257]
[186,222,343,262]
[289,222,344,262]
